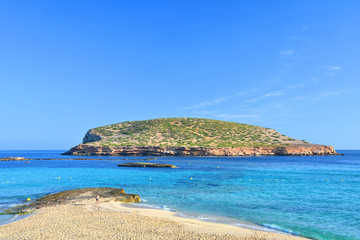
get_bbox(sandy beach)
[0,198,306,240]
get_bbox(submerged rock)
[117,162,177,168]
[1,187,140,215]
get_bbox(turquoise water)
[0,150,359,240]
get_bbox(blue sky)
[1,1,359,150]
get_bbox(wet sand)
[0,199,306,240]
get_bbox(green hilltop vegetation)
[83,118,310,148]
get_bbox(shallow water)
[0,150,359,240]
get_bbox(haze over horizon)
[1,1,359,150]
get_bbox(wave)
[261,223,300,236]
[0,214,31,226]
[130,202,290,235]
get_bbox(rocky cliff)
[63,144,338,156]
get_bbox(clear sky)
[1,1,359,150]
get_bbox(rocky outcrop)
[82,130,102,144]
[118,162,177,168]
[1,188,140,215]
[63,144,339,156]
[0,157,26,161]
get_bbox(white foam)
[128,202,297,237]
[161,205,171,211]
[262,223,296,235]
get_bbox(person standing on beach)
[96,194,100,204]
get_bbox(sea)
[0,150,359,240]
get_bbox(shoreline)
[0,198,307,240]
[131,202,301,236]
[0,212,32,226]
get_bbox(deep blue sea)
[0,150,359,240]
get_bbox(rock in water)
[1,188,140,215]
[117,162,177,168]
[0,157,26,161]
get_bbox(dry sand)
[0,199,307,240]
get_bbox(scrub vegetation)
[84,118,308,148]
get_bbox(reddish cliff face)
[62,144,338,156]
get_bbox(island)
[63,118,338,156]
